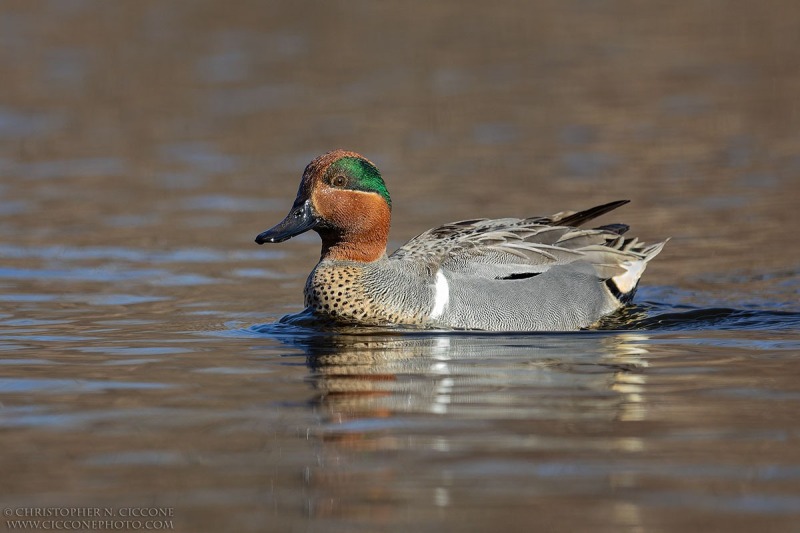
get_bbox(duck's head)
[255,150,392,263]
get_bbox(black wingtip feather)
[554,200,630,228]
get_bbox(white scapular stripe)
[429,270,450,319]
[612,260,646,294]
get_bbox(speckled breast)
[303,260,433,327]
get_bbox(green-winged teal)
[255,149,666,331]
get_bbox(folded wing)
[390,200,667,283]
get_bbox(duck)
[255,149,666,331]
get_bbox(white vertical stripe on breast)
[429,270,450,319]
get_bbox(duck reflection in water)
[258,324,653,525]
[264,325,653,433]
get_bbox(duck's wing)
[390,200,666,281]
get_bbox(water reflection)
[261,329,654,527]
[273,329,652,442]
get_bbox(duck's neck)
[317,224,388,263]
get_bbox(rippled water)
[2,1,800,532]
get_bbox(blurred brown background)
[1,0,798,290]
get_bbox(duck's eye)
[331,175,347,187]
